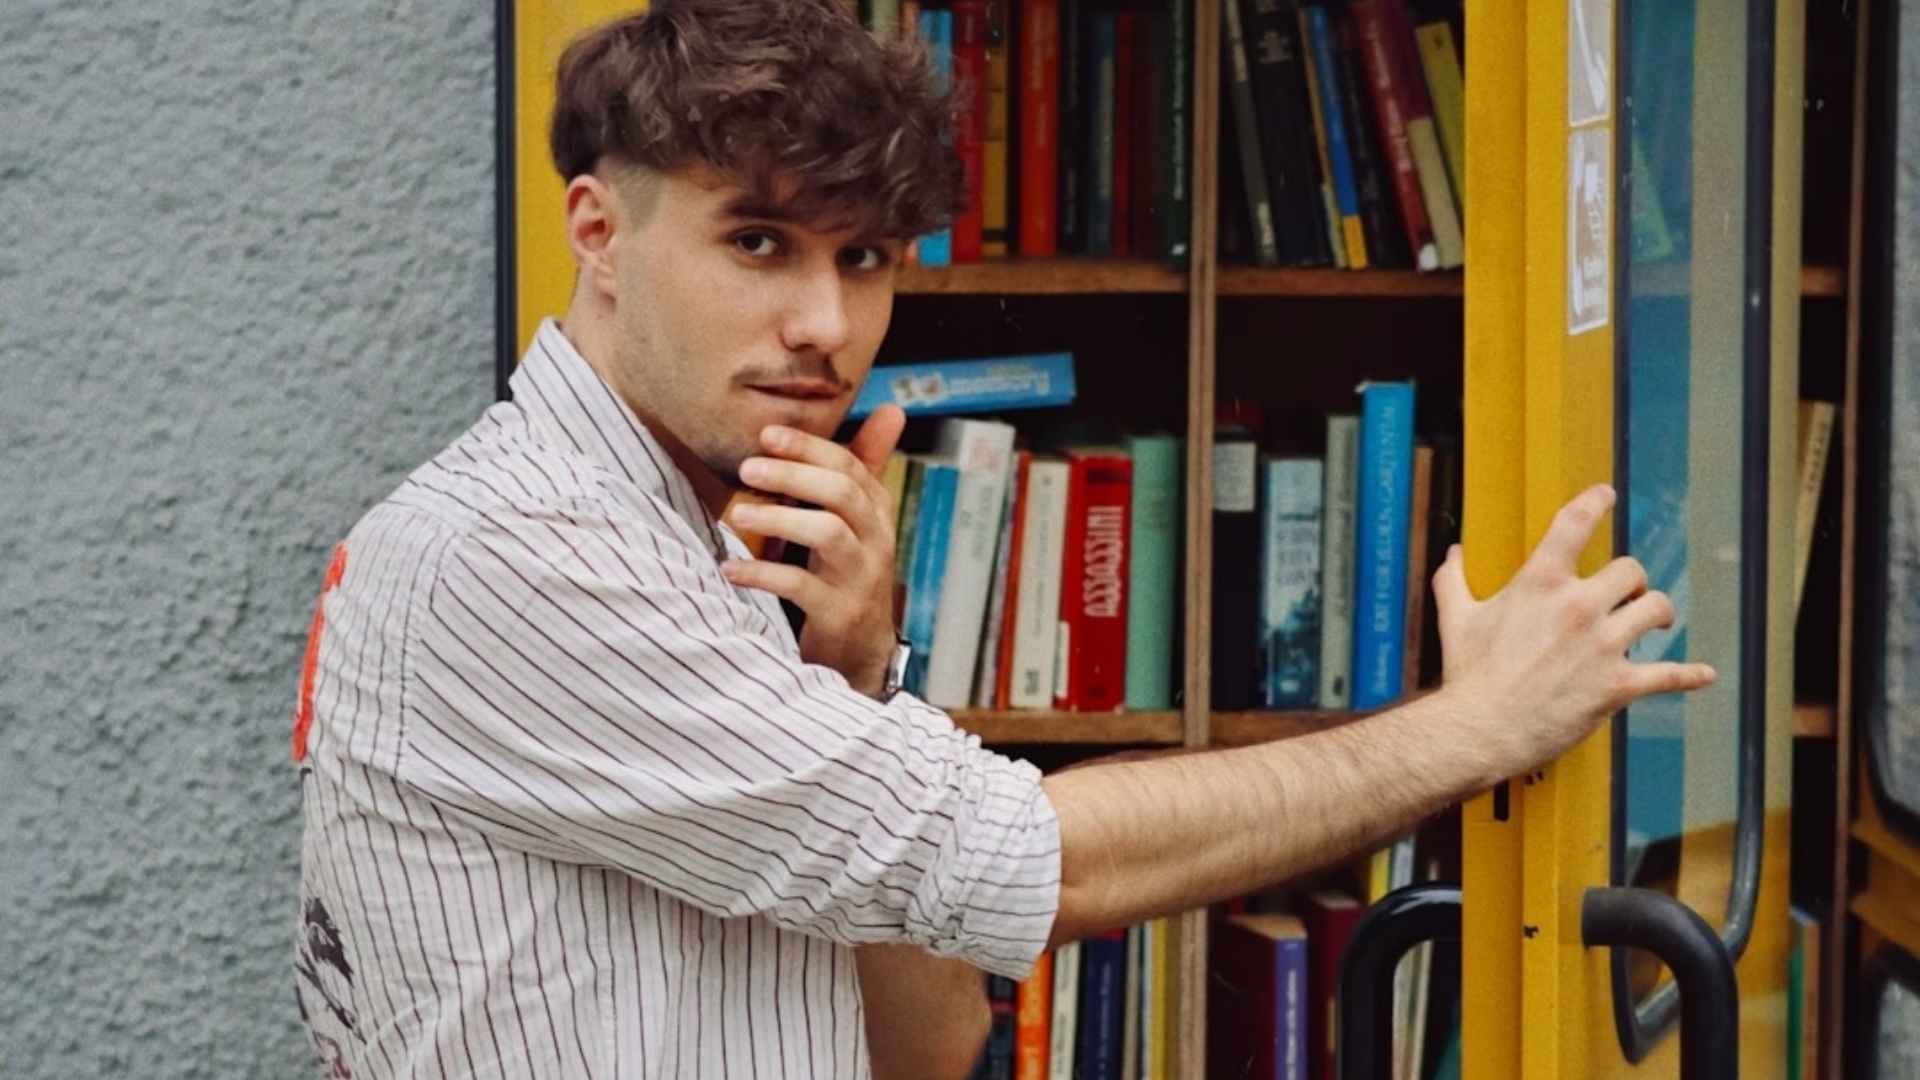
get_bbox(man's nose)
[778,261,853,357]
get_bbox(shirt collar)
[509,318,729,559]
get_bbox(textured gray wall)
[0,3,495,1075]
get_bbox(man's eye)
[734,232,780,258]
[841,246,887,271]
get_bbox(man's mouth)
[747,381,844,401]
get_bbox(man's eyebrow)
[718,196,805,224]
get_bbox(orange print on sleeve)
[292,543,349,764]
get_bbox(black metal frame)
[1857,0,1920,848]
[1336,883,1462,1080]
[495,0,517,403]
[1583,887,1741,1080]
[1851,944,1920,1079]
[1606,0,1774,1061]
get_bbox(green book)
[1124,434,1183,709]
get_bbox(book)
[1351,381,1416,711]
[901,459,960,696]
[1015,950,1055,1080]
[1260,456,1324,708]
[1412,20,1465,213]
[925,419,1017,707]
[1085,13,1118,255]
[1160,0,1192,266]
[1009,458,1072,708]
[977,450,1027,708]
[1349,0,1439,270]
[1222,0,1283,265]
[1303,5,1370,268]
[917,8,955,267]
[981,0,1012,257]
[953,0,990,262]
[1212,424,1263,709]
[1209,913,1309,1080]
[1318,414,1360,709]
[1125,434,1183,709]
[851,353,1077,419]
[1379,0,1462,267]
[1794,400,1837,610]
[1078,929,1129,1080]
[1056,448,1133,711]
[1018,0,1062,256]
[1049,941,1082,1080]
[1294,4,1349,267]
[1298,891,1364,1080]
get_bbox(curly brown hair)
[550,0,965,240]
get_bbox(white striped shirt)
[292,318,1061,1079]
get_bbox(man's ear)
[564,174,622,301]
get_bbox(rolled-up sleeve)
[399,492,1060,979]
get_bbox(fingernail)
[738,458,767,484]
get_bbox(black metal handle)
[1337,882,1461,1080]
[1582,887,1739,1080]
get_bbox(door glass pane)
[1875,973,1920,1078]
[1875,0,1920,828]
[1616,0,1757,1002]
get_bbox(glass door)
[1458,0,1801,1074]
[1849,0,1920,1073]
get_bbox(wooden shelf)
[1794,701,1837,738]
[896,257,1186,295]
[1211,709,1371,745]
[951,709,1183,744]
[1218,266,1464,297]
[1801,264,1846,298]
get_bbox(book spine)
[918,9,956,266]
[1221,0,1282,265]
[1413,20,1466,212]
[851,352,1077,419]
[1161,0,1191,266]
[1336,14,1408,267]
[1018,0,1061,256]
[1276,935,1309,1080]
[1260,457,1324,708]
[1293,5,1347,267]
[1319,415,1359,708]
[953,0,989,262]
[1052,457,1091,709]
[984,451,1032,708]
[1379,0,1461,267]
[1124,435,1181,710]
[1110,13,1135,257]
[1071,452,1133,712]
[984,975,1018,1079]
[981,1,1012,257]
[1058,0,1085,252]
[1015,950,1055,1080]
[1237,0,1316,267]
[1077,929,1128,1080]
[1085,13,1117,254]
[1401,444,1435,695]
[1011,460,1071,708]
[1351,382,1416,710]
[1211,434,1262,709]
[903,462,959,695]
[927,420,1017,707]
[1303,5,1369,268]
[1048,941,1081,1080]
[1350,0,1438,270]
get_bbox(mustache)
[734,360,849,391]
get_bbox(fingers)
[1588,555,1650,610]
[1605,589,1677,649]
[1524,484,1616,584]
[717,557,830,611]
[845,405,906,479]
[725,502,859,564]
[1614,660,1718,704]
[1430,544,1475,633]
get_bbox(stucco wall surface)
[0,3,494,1075]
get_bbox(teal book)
[1124,434,1182,709]
[1351,380,1416,711]
[917,8,955,267]
[1260,456,1324,708]
[902,461,959,695]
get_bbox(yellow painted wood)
[511,2,649,360]
[1459,0,1529,1073]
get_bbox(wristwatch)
[879,634,912,701]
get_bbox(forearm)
[1041,687,1507,946]
[856,945,991,1080]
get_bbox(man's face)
[603,166,902,490]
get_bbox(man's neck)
[556,310,738,521]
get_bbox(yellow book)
[982,8,1012,257]
[1794,400,1837,610]
[1414,22,1466,213]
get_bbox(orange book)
[1017,0,1061,255]
[1014,950,1054,1080]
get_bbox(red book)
[1055,448,1132,712]
[1110,13,1135,257]
[1017,0,1061,256]
[952,0,989,262]
[1350,0,1438,270]
[1299,890,1365,1080]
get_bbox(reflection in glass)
[1876,976,1920,1078]
[1617,0,1751,1002]
[1876,1,1920,826]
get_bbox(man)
[291,1,1712,1076]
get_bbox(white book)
[924,418,1017,707]
[1319,415,1359,708]
[1049,940,1082,1080]
[972,451,1026,707]
[1009,458,1072,707]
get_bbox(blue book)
[1076,929,1129,1080]
[850,353,1077,419]
[917,9,954,267]
[1260,457,1324,708]
[1084,12,1117,255]
[1350,381,1416,711]
[902,461,958,695]
[1304,5,1367,266]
